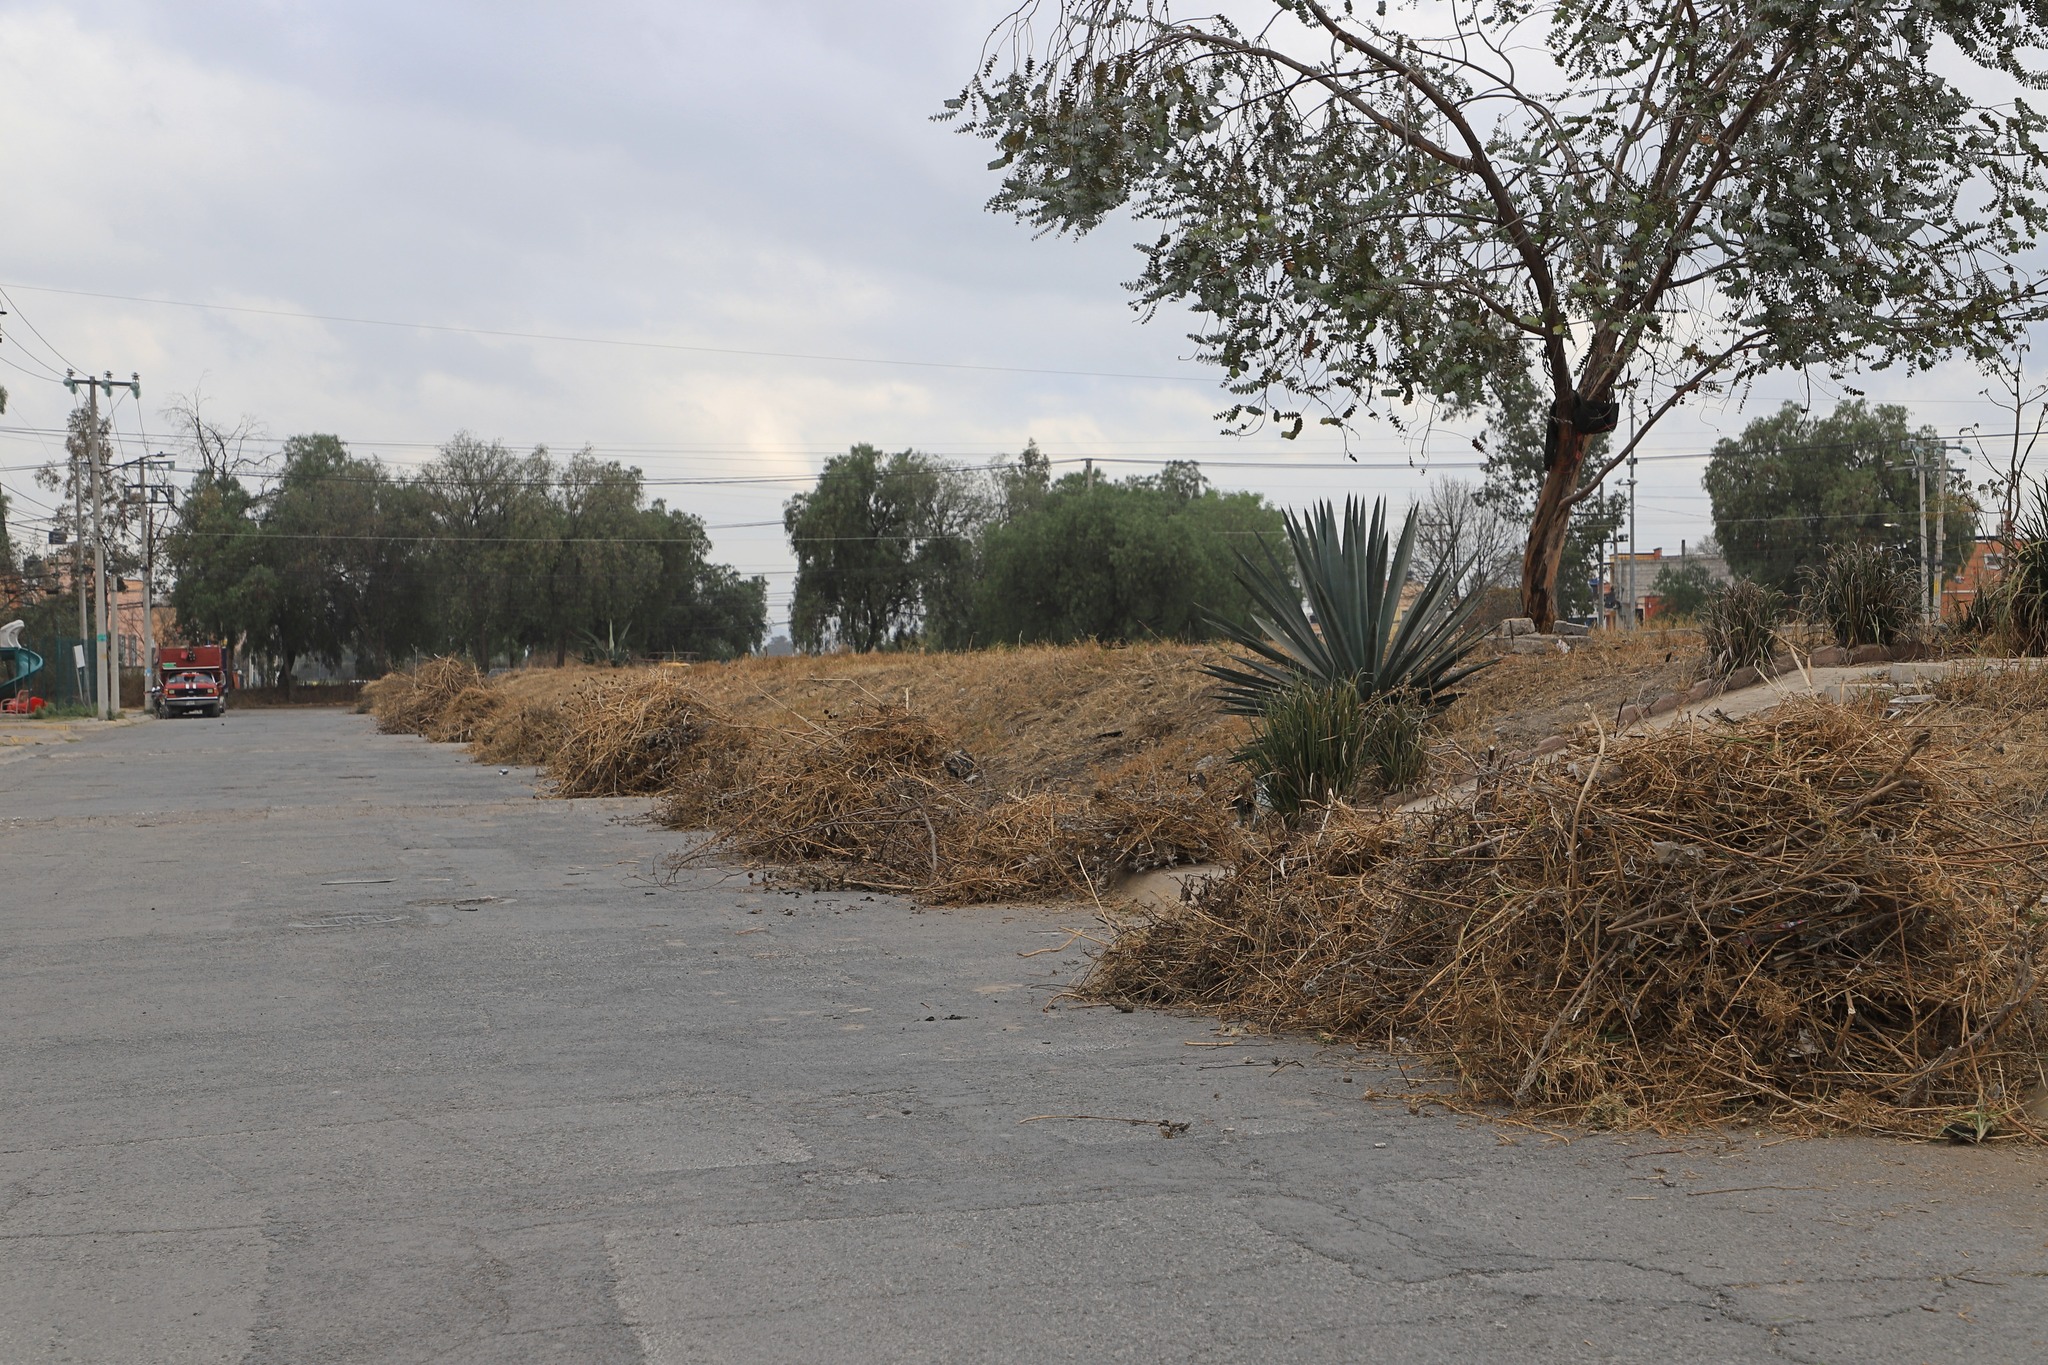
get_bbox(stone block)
[1498,616,1537,638]
[1808,646,1847,667]
[1848,644,1888,666]
[1649,692,1682,716]
[1685,678,1720,704]
[1725,666,1761,690]
[1531,734,1568,757]
[1615,704,1645,728]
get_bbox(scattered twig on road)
[1017,1113,1192,1139]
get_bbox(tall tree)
[1413,477,1520,598]
[1476,374,1627,618]
[949,1,2048,627]
[639,503,770,660]
[533,451,662,664]
[162,471,264,649]
[420,433,551,666]
[784,445,986,652]
[1704,400,1976,592]
[971,463,1284,645]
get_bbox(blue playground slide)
[1,621,44,704]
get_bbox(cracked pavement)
[3,710,2045,1363]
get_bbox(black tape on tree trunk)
[1542,394,1621,471]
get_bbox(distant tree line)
[1704,400,1976,593]
[782,443,1289,651]
[163,433,767,688]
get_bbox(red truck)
[153,644,232,719]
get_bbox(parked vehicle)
[153,645,232,719]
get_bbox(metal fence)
[4,636,101,709]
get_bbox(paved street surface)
[4,711,2045,1364]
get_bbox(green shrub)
[1358,690,1430,792]
[1803,542,1918,648]
[1700,579,1783,673]
[1989,482,2048,655]
[1237,682,1429,820]
[1648,561,1716,619]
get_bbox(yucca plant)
[1986,479,2048,655]
[1237,682,1430,820]
[1237,681,1373,819]
[1802,542,1917,648]
[1205,496,1494,716]
[1699,578,1783,673]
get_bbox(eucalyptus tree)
[784,445,988,652]
[949,1,2048,627]
[421,432,553,667]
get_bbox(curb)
[1501,643,1963,768]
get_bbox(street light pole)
[1934,442,1947,627]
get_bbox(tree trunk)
[280,649,295,702]
[1519,424,1592,632]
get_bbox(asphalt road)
[3,710,2044,1364]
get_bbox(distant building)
[112,579,176,667]
[1943,536,2012,623]
[1601,540,1730,626]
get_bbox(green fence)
[4,635,101,709]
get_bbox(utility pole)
[1625,454,1639,630]
[121,452,175,713]
[65,370,140,719]
[1933,442,1948,627]
[1915,440,1930,628]
[73,435,86,648]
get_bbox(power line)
[0,282,1215,385]
[0,287,80,376]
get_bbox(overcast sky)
[0,1,2027,630]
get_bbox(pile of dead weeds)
[367,656,1245,904]
[658,704,1241,903]
[365,657,491,741]
[1089,698,2048,1139]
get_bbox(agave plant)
[1205,496,1494,716]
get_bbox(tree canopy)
[1703,401,1976,592]
[971,461,1284,644]
[163,434,767,687]
[784,445,987,652]
[949,1,2048,626]
[783,448,1286,651]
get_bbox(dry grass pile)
[366,650,1245,903]
[1925,662,2048,822]
[367,657,489,738]
[544,671,728,796]
[660,704,1241,903]
[1442,630,1701,751]
[1090,699,2048,1136]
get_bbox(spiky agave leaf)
[1204,496,1494,716]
